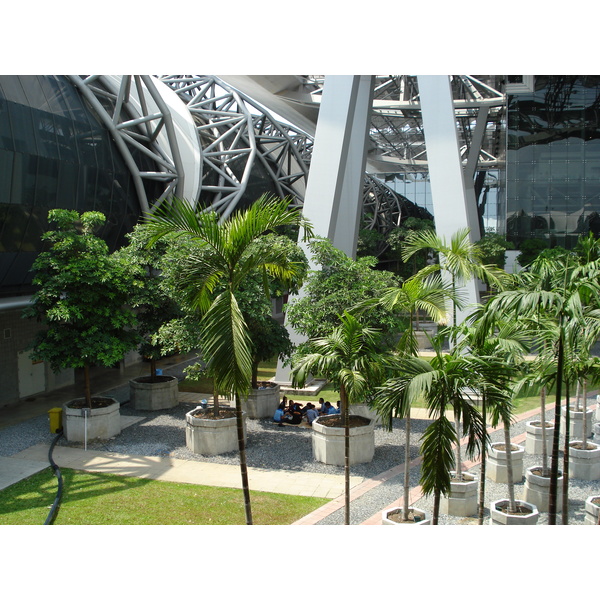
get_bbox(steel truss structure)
[70,75,507,250]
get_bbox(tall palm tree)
[375,338,487,524]
[402,227,509,482]
[290,311,389,525]
[144,194,313,525]
[360,274,450,522]
[484,250,600,524]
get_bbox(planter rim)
[64,396,118,411]
[489,441,524,453]
[526,465,563,482]
[130,375,177,384]
[491,498,539,516]
[383,506,429,524]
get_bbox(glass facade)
[506,76,600,249]
[0,76,145,298]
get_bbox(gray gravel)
[1,359,599,525]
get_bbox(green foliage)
[516,238,549,267]
[383,217,435,279]
[474,230,515,270]
[285,237,405,346]
[23,210,141,401]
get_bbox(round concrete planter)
[185,406,246,455]
[489,499,539,525]
[382,507,430,525]
[487,442,524,483]
[561,406,593,440]
[523,465,563,512]
[568,441,600,480]
[593,422,600,443]
[584,496,600,525]
[241,383,280,419]
[349,403,383,426]
[440,471,478,517]
[311,414,374,466]
[525,421,554,456]
[130,375,179,411]
[62,397,121,442]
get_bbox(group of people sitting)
[273,396,341,426]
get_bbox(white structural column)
[417,75,481,324]
[275,75,374,384]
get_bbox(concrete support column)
[275,75,374,384]
[417,75,481,324]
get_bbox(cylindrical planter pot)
[489,499,539,525]
[311,415,374,466]
[382,507,430,525]
[185,407,246,455]
[130,375,179,411]
[593,422,600,443]
[584,496,600,525]
[487,442,525,483]
[349,403,383,426]
[523,465,563,512]
[440,471,478,517]
[525,421,554,456]
[568,441,600,480]
[242,383,280,419]
[63,397,121,442]
[561,406,594,440]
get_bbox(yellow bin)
[48,407,63,433]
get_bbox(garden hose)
[44,429,64,525]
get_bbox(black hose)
[44,430,64,525]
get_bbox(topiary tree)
[23,210,141,409]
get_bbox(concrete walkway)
[2,443,362,499]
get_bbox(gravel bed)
[1,360,599,526]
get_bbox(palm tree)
[360,274,450,522]
[375,338,487,524]
[144,194,313,525]
[484,250,600,524]
[290,311,389,525]
[402,227,509,483]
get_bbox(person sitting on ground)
[273,402,285,424]
[334,401,341,414]
[281,402,303,425]
[317,398,326,414]
[305,403,319,425]
[323,401,337,415]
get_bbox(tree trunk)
[548,328,563,525]
[150,357,157,382]
[83,364,92,409]
[341,384,350,525]
[540,386,549,477]
[251,360,259,390]
[504,420,516,513]
[403,414,411,521]
[454,413,463,481]
[235,392,252,525]
[582,379,589,448]
[562,380,570,525]
[432,490,440,525]
[478,392,487,525]
[212,384,220,418]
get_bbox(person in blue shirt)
[273,402,285,425]
[305,403,319,425]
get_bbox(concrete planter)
[382,507,430,525]
[311,414,374,466]
[525,421,554,456]
[489,499,539,525]
[561,406,593,440]
[185,406,246,455]
[584,496,600,525]
[568,441,600,480]
[349,403,383,426]
[593,422,600,443]
[523,465,563,512]
[241,383,280,419]
[63,397,121,442]
[130,375,179,411]
[440,471,478,517]
[487,442,524,483]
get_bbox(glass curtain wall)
[506,75,600,249]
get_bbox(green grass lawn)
[0,468,328,525]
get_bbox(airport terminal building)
[1,75,599,406]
